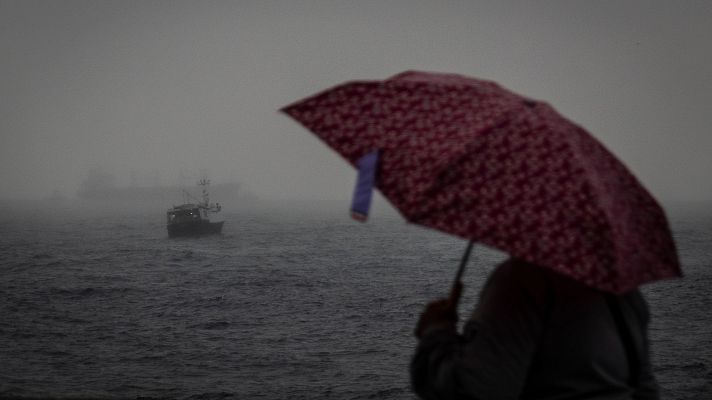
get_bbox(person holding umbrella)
[412,257,660,399]
[282,71,681,400]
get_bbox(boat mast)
[198,178,210,207]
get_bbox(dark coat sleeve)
[625,291,660,400]
[411,260,552,399]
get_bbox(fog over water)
[2,3,711,399]
[2,0,711,208]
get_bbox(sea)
[1,200,710,399]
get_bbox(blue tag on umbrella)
[350,150,379,222]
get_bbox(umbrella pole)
[450,240,474,304]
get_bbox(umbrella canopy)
[281,71,681,294]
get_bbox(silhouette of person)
[411,257,659,399]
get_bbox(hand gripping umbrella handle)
[450,240,474,306]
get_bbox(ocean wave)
[184,391,237,400]
[32,252,53,259]
[189,321,231,330]
[1,209,710,399]
[46,286,141,301]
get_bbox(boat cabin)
[167,204,206,224]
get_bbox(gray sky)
[2,0,711,205]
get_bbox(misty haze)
[1,1,710,399]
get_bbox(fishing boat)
[167,179,224,238]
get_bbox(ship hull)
[167,220,224,238]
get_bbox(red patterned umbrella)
[281,71,681,294]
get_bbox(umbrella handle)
[450,240,474,305]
